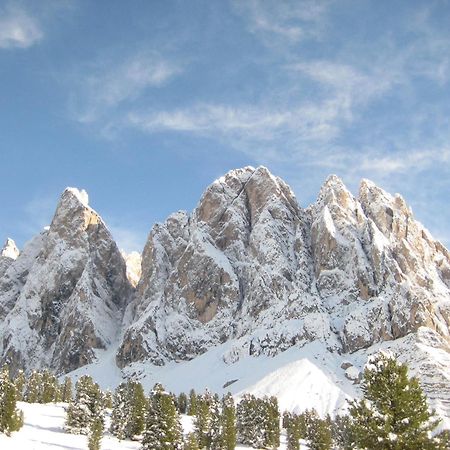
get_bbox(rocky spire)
[0,187,132,375]
[0,238,19,260]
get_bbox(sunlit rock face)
[1,167,449,423]
[117,167,450,372]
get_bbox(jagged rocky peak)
[0,186,132,375]
[359,178,412,240]
[1,238,19,260]
[0,238,20,279]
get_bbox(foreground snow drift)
[0,402,296,449]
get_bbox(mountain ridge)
[1,166,450,424]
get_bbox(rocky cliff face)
[117,167,450,370]
[0,188,132,374]
[1,167,449,420]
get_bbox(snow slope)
[0,402,296,449]
[0,402,139,450]
[70,340,359,418]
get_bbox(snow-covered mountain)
[1,167,450,423]
[0,188,132,374]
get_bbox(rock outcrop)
[0,167,449,422]
[117,167,450,372]
[0,188,132,374]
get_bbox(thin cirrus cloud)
[127,101,342,149]
[0,6,43,49]
[233,0,330,43]
[73,54,182,124]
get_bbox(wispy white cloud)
[127,100,343,149]
[358,148,450,176]
[0,6,43,49]
[234,0,330,43]
[72,53,182,124]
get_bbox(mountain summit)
[1,167,449,421]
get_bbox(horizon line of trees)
[1,353,450,449]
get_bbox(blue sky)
[1,0,449,252]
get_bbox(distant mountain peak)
[1,238,19,260]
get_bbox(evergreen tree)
[178,392,188,414]
[285,413,302,450]
[142,383,183,450]
[236,394,259,446]
[102,390,113,409]
[221,393,236,450]
[60,377,73,403]
[14,370,26,402]
[41,369,59,403]
[208,393,222,449]
[188,389,198,416]
[263,396,280,448]
[125,380,147,438]
[88,416,104,450]
[306,410,332,450]
[0,365,24,435]
[194,390,213,448]
[110,383,127,440]
[25,370,42,403]
[331,414,353,450]
[65,375,104,435]
[184,432,200,450]
[348,352,442,450]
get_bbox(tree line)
[1,352,450,449]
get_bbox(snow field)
[0,402,310,449]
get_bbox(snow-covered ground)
[0,402,139,450]
[0,402,299,449]
[69,340,359,418]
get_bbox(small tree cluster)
[110,379,147,440]
[0,365,24,435]
[24,369,61,403]
[65,375,104,435]
[236,393,280,448]
[192,390,237,449]
[283,411,307,450]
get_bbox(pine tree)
[178,392,188,414]
[88,416,104,450]
[142,383,183,450]
[14,370,26,402]
[41,369,59,403]
[194,390,213,448]
[110,383,127,440]
[25,370,42,403]
[306,410,332,450]
[0,365,24,435]
[286,413,302,450]
[184,432,200,450]
[349,351,442,450]
[221,393,236,450]
[236,394,259,446]
[60,377,73,403]
[263,396,280,449]
[126,380,147,438]
[331,414,353,450]
[65,375,104,435]
[208,393,222,449]
[188,389,198,416]
[102,390,113,409]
